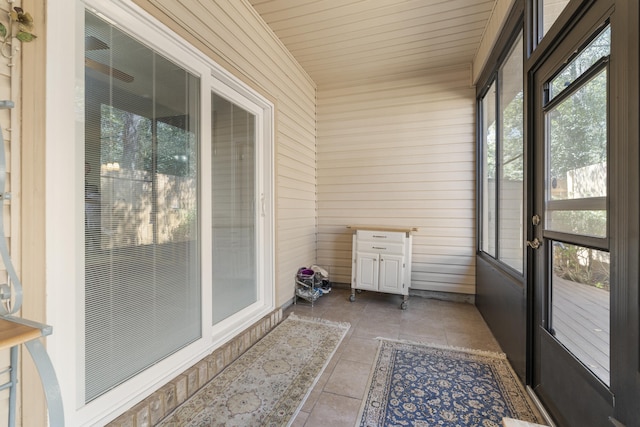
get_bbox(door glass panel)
[551,242,610,385]
[498,34,524,272]
[481,81,497,256]
[211,93,257,324]
[549,27,610,101]
[84,11,201,402]
[547,69,607,237]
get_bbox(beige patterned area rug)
[158,313,350,427]
[357,339,545,427]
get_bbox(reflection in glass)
[547,69,607,237]
[549,26,610,101]
[212,94,257,324]
[481,81,497,257]
[85,11,200,402]
[548,210,606,237]
[498,34,524,273]
[541,0,571,38]
[551,242,610,385]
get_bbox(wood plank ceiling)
[248,0,498,88]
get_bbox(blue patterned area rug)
[158,313,349,427]
[357,339,544,427]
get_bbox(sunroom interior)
[3,0,639,426]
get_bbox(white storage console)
[349,226,415,309]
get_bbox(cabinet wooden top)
[347,225,418,233]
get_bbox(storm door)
[530,16,614,426]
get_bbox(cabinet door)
[355,251,378,291]
[378,254,405,294]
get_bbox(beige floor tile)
[340,336,380,365]
[352,317,401,340]
[323,358,372,399]
[445,330,502,352]
[303,392,362,427]
[290,410,309,427]
[300,386,322,413]
[398,319,447,341]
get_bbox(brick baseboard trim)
[108,308,284,426]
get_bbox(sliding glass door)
[211,94,258,324]
[77,5,275,418]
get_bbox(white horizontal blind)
[317,67,477,294]
[211,94,257,323]
[142,0,318,307]
[84,11,201,401]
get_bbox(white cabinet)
[350,228,414,309]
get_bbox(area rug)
[357,339,545,427]
[158,313,350,427]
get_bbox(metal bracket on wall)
[0,100,65,426]
[0,100,22,315]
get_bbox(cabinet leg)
[349,290,356,302]
[400,295,409,310]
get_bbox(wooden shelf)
[347,225,418,234]
[0,319,43,351]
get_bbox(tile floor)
[284,287,503,427]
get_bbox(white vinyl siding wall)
[137,0,318,307]
[316,67,476,294]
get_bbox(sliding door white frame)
[46,1,274,425]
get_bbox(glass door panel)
[551,242,610,385]
[547,68,608,237]
[84,10,201,402]
[544,24,610,381]
[211,93,257,324]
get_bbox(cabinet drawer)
[357,241,405,255]
[356,230,405,243]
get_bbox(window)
[480,32,525,273]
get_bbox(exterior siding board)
[317,67,476,294]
